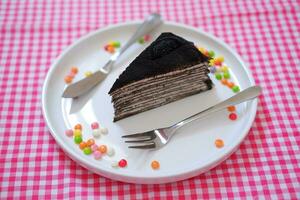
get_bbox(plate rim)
[41,21,257,184]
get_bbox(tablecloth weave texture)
[0,0,299,199]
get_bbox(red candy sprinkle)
[229,113,237,121]
[118,159,127,168]
[144,34,151,41]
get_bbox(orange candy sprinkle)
[74,124,82,130]
[227,106,236,112]
[151,160,160,170]
[86,139,95,146]
[215,139,224,148]
[64,75,73,84]
[107,45,115,53]
[214,59,222,66]
[221,79,228,85]
[79,142,87,149]
[227,82,235,88]
[98,145,107,153]
[71,67,78,74]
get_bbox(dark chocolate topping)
[109,32,209,93]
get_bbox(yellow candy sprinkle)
[74,129,82,136]
[221,66,229,73]
[215,56,224,62]
[209,59,215,66]
[198,47,206,54]
[108,41,114,46]
[84,71,93,77]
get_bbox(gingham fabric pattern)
[0,0,299,199]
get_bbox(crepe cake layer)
[109,32,213,121]
[111,63,212,121]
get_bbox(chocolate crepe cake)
[109,32,213,121]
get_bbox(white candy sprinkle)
[100,127,108,135]
[107,147,115,157]
[92,129,101,138]
[111,161,119,168]
[216,67,223,73]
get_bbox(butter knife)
[62,13,162,98]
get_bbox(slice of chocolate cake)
[109,32,213,121]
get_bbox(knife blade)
[62,68,108,98]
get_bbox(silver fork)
[122,86,262,149]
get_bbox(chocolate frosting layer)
[109,32,209,93]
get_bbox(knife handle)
[104,13,162,72]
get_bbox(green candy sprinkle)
[208,50,215,58]
[223,72,230,79]
[113,41,121,48]
[232,86,240,93]
[74,136,82,144]
[215,73,222,80]
[83,147,92,155]
[138,38,145,44]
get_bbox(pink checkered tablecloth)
[1,0,299,199]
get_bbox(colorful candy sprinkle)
[214,56,224,65]
[106,146,115,157]
[221,66,229,73]
[144,34,151,42]
[227,106,236,112]
[100,127,108,135]
[91,144,98,152]
[227,82,235,88]
[83,147,92,155]
[138,37,145,44]
[104,41,121,54]
[74,129,82,137]
[71,67,78,74]
[93,151,102,159]
[151,160,160,170]
[64,75,73,84]
[209,66,217,74]
[111,161,119,168]
[69,71,76,78]
[208,50,215,58]
[221,79,228,85]
[91,122,99,129]
[84,71,93,77]
[215,73,222,80]
[98,145,107,154]
[74,124,82,130]
[74,136,82,144]
[216,66,223,73]
[198,47,209,56]
[86,139,95,146]
[223,72,230,79]
[215,139,224,148]
[107,45,115,53]
[65,129,73,137]
[232,85,240,93]
[112,41,121,48]
[104,44,110,51]
[79,142,87,150]
[229,113,237,121]
[92,129,101,138]
[118,159,127,168]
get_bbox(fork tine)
[125,138,152,143]
[128,142,156,149]
[122,131,153,138]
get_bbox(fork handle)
[170,86,262,131]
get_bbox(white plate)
[42,21,257,184]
